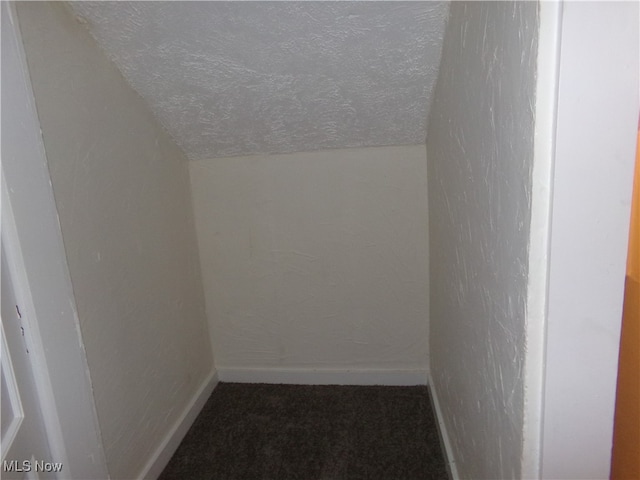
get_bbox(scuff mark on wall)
[426,2,539,479]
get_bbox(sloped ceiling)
[68,1,449,160]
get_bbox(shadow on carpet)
[159,382,449,480]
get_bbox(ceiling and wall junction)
[68,1,449,160]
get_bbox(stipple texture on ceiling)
[69,2,449,160]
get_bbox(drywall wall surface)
[190,146,429,375]
[68,1,449,160]
[426,2,539,478]
[15,3,213,478]
[1,3,108,477]
[541,2,639,478]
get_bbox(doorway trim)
[1,2,108,478]
[522,1,563,478]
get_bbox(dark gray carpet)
[159,382,449,480]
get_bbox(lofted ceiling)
[68,1,449,160]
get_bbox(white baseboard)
[216,367,428,386]
[428,371,459,480]
[137,368,219,480]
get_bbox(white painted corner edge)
[216,367,428,386]
[522,1,563,478]
[137,368,219,480]
[428,371,460,480]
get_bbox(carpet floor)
[159,382,449,480]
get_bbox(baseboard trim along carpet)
[216,367,428,386]
[137,368,219,480]
[428,371,459,480]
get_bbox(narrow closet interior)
[3,2,637,479]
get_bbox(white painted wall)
[426,2,539,479]
[541,2,639,478]
[190,146,430,384]
[15,3,215,478]
[1,4,108,477]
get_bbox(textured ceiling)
[69,2,449,160]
